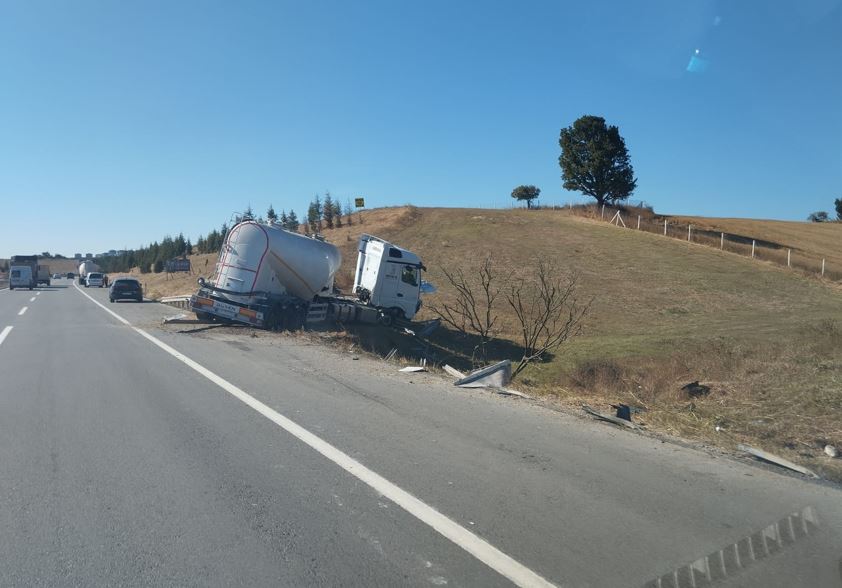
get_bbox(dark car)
[66,272,75,279]
[109,278,143,302]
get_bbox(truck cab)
[9,266,35,290]
[353,235,424,321]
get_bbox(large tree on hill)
[511,185,541,209]
[267,205,278,223]
[559,115,637,206]
[834,198,842,221]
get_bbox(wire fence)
[572,204,842,282]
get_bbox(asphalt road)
[1,279,840,587]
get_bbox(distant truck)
[78,260,101,286]
[36,264,51,286]
[9,255,38,290]
[190,220,427,329]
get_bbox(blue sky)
[1,0,840,257]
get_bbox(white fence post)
[787,249,791,267]
[688,224,692,242]
[637,215,641,230]
[751,240,756,258]
[601,204,605,219]
[664,219,667,236]
[822,259,826,277]
[720,232,724,250]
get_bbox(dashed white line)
[29,296,36,302]
[18,307,27,316]
[0,326,12,346]
[36,292,41,296]
[73,283,559,588]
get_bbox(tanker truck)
[190,220,427,329]
[78,260,101,286]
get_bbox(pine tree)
[345,199,354,226]
[334,201,343,227]
[287,209,299,232]
[323,192,335,229]
[243,205,254,220]
[267,204,278,223]
[280,209,288,227]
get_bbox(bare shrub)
[506,260,590,379]
[427,256,500,365]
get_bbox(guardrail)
[159,295,192,309]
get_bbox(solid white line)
[0,326,12,346]
[29,296,36,302]
[18,307,27,316]
[73,283,559,588]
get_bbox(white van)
[86,272,105,288]
[9,266,35,290]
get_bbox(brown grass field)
[111,206,842,481]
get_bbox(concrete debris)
[443,365,466,379]
[681,381,711,398]
[454,360,512,389]
[825,444,838,458]
[399,366,427,373]
[582,404,640,429]
[737,444,819,478]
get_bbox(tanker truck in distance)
[78,260,101,286]
[190,220,427,329]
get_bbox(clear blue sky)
[1,0,840,257]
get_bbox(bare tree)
[505,260,590,379]
[428,257,499,365]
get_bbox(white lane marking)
[0,326,12,346]
[73,283,559,588]
[36,292,41,296]
[29,296,36,302]
[18,307,27,316]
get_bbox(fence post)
[751,240,756,258]
[664,219,667,236]
[822,259,826,277]
[787,249,791,267]
[637,215,641,230]
[720,232,724,250]
[688,224,692,242]
[601,204,605,219]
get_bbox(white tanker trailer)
[190,220,427,329]
[78,260,101,286]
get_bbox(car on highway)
[109,277,143,302]
[85,272,105,288]
[66,272,75,279]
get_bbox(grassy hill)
[115,206,842,480]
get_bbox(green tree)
[334,201,343,227]
[511,185,541,209]
[559,115,637,206]
[153,259,164,273]
[345,199,353,225]
[286,209,299,232]
[243,205,254,221]
[323,192,335,229]
[834,198,842,221]
[267,204,278,223]
[808,211,829,222]
[279,209,288,227]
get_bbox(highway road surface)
[1,279,840,587]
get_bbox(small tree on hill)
[333,201,343,227]
[267,204,278,223]
[323,192,335,229]
[287,209,299,232]
[559,115,637,206]
[345,199,354,225]
[808,211,829,222]
[511,185,541,209]
[834,198,842,221]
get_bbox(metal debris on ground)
[494,388,532,400]
[824,444,838,458]
[737,444,819,478]
[383,348,398,361]
[453,360,512,389]
[681,381,711,398]
[582,404,640,429]
[163,313,215,325]
[443,365,466,379]
[399,366,427,373]
[611,403,632,422]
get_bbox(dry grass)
[114,206,842,480]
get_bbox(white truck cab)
[353,234,424,320]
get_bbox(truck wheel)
[378,312,394,327]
